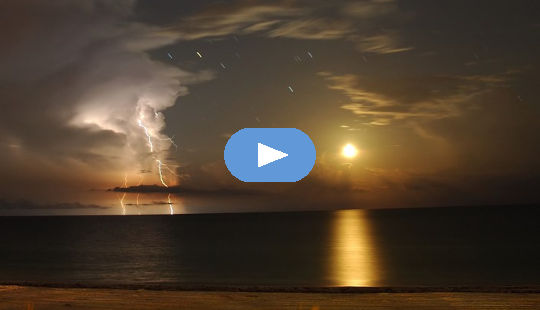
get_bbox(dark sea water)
[0,206,539,288]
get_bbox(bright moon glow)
[342,144,358,158]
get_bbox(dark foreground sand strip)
[2,282,540,293]
[1,286,540,310]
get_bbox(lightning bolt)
[157,161,179,177]
[156,159,169,188]
[120,174,128,215]
[136,119,178,216]
[120,193,127,215]
[160,136,178,151]
[168,193,174,215]
[164,166,178,176]
[168,136,178,151]
[135,174,143,215]
[138,119,154,153]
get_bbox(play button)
[224,128,316,182]
[258,143,288,167]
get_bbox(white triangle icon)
[258,143,288,167]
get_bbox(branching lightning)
[134,112,181,215]
[138,119,154,153]
[157,161,179,177]
[156,159,169,188]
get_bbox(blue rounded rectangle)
[224,128,316,182]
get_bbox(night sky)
[1,0,539,212]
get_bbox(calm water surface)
[0,206,538,287]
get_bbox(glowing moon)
[342,143,359,158]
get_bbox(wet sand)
[1,286,539,310]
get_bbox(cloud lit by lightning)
[61,14,213,193]
[0,0,219,213]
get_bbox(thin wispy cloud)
[319,71,512,125]
[167,0,413,54]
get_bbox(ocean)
[0,206,538,288]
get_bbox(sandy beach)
[1,286,539,310]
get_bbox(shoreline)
[1,282,539,294]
